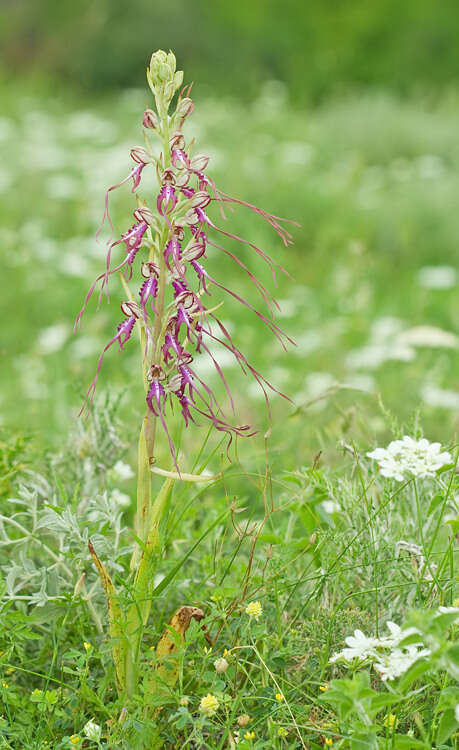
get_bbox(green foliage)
[0,410,457,747]
[3,1,459,100]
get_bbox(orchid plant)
[75,50,295,704]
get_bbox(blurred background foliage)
[2,0,459,100]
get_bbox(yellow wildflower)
[324,739,333,747]
[278,727,288,737]
[199,693,219,716]
[275,692,284,702]
[1,682,8,689]
[244,731,255,740]
[383,713,397,728]
[245,601,262,619]
[70,736,81,745]
[83,642,92,652]
[319,684,328,692]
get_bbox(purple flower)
[76,57,297,467]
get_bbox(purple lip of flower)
[76,80,297,463]
[157,184,177,216]
[139,276,158,315]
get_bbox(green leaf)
[436,708,459,745]
[427,493,445,516]
[446,518,459,534]
[392,735,427,749]
[88,539,127,693]
[350,732,378,750]
[371,692,402,710]
[398,658,431,692]
[258,532,283,544]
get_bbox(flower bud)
[190,154,209,172]
[149,50,170,87]
[121,301,141,318]
[130,147,152,165]
[173,70,184,90]
[176,97,194,120]
[184,208,200,226]
[164,80,176,102]
[171,259,187,278]
[161,168,176,186]
[175,170,190,187]
[175,290,199,311]
[141,261,159,279]
[143,108,159,130]
[170,132,185,151]
[182,241,206,261]
[214,657,229,674]
[179,696,189,707]
[174,225,185,241]
[191,190,211,209]
[133,207,160,232]
[147,364,165,382]
[237,714,250,727]
[166,51,177,73]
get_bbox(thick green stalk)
[124,94,174,699]
[124,478,174,698]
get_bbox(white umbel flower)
[378,620,422,649]
[330,629,379,663]
[367,436,452,481]
[373,645,431,681]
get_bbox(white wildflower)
[421,385,459,411]
[110,489,131,508]
[38,323,70,354]
[330,629,379,663]
[322,500,340,514]
[83,719,101,741]
[111,460,134,481]
[417,265,457,289]
[397,325,458,350]
[367,436,452,481]
[378,620,422,649]
[213,657,229,673]
[373,645,431,681]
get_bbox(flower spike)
[75,50,296,467]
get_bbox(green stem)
[125,96,175,699]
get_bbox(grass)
[0,79,458,748]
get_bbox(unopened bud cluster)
[76,50,294,466]
[147,51,184,107]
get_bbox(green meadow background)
[1,0,458,464]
